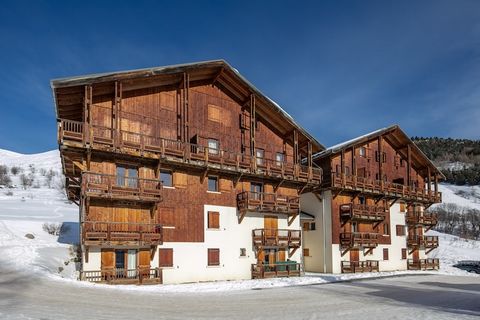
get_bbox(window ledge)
[163,186,175,189]
[207,191,221,194]
[206,228,221,231]
[207,265,221,268]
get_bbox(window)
[159,248,173,267]
[345,166,350,176]
[359,196,366,205]
[275,152,285,166]
[396,225,405,236]
[359,147,366,157]
[208,211,220,229]
[400,159,405,167]
[382,152,387,163]
[116,165,138,188]
[375,151,380,162]
[160,170,173,187]
[208,138,219,155]
[336,164,341,177]
[401,248,407,260]
[383,223,390,235]
[208,248,220,266]
[303,248,310,257]
[383,248,389,261]
[208,176,218,192]
[115,250,126,269]
[352,222,358,233]
[255,148,265,166]
[240,248,246,257]
[303,222,316,231]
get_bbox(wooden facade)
[53,60,324,283]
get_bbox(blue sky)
[1,0,479,153]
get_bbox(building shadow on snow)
[345,280,480,317]
[57,222,79,245]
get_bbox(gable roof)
[51,59,325,153]
[313,125,445,179]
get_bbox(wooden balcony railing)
[251,263,301,279]
[340,232,379,248]
[406,211,438,226]
[407,258,440,271]
[82,221,162,245]
[331,173,442,203]
[58,119,322,185]
[407,235,439,250]
[237,191,300,215]
[341,260,379,273]
[80,268,162,284]
[252,229,301,248]
[340,203,387,222]
[82,172,162,202]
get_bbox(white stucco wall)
[300,191,333,273]
[156,204,302,284]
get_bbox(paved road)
[0,270,479,320]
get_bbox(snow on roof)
[313,125,398,159]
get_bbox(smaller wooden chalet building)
[301,125,443,274]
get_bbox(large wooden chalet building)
[52,60,442,284]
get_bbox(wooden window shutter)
[173,172,187,188]
[401,248,407,260]
[396,225,405,236]
[138,249,150,268]
[159,248,173,267]
[208,104,221,122]
[219,178,231,193]
[400,203,406,212]
[101,249,115,270]
[383,248,389,261]
[208,211,220,229]
[303,248,310,257]
[278,249,286,262]
[208,248,220,266]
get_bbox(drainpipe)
[322,192,327,273]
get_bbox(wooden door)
[350,249,359,262]
[278,249,286,262]
[264,216,278,245]
[413,249,419,261]
[138,248,150,269]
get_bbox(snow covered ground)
[0,148,479,294]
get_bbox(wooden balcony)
[406,211,438,227]
[58,119,322,185]
[252,229,301,249]
[341,260,379,273]
[331,173,442,203]
[407,258,440,271]
[82,221,162,246]
[340,203,387,222]
[80,268,162,284]
[251,263,301,279]
[82,172,162,202]
[340,232,379,249]
[407,235,439,253]
[237,191,300,224]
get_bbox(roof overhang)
[313,125,445,180]
[51,59,325,153]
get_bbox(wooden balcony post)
[341,149,345,187]
[378,136,383,191]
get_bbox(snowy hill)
[0,148,78,279]
[0,148,479,290]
